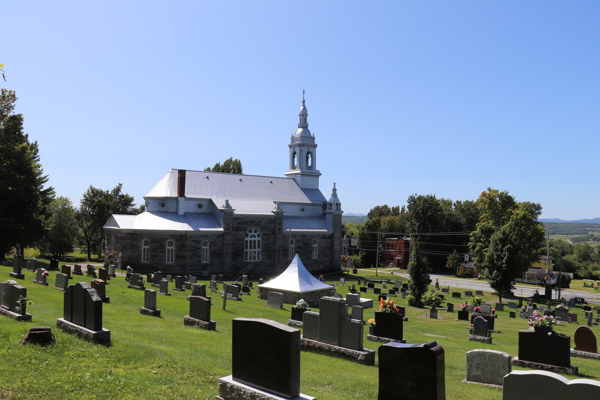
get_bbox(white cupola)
[284,91,321,189]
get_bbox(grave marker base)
[173,288,185,292]
[287,319,303,328]
[159,292,172,296]
[72,272,83,275]
[0,308,32,321]
[33,280,48,286]
[511,357,578,376]
[221,293,242,301]
[152,283,160,288]
[183,315,216,331]
[127,284,145,291]
[9,273,24,280]
[86,274,97,278]
[56,318,111,345]
[570,349,600,360]
[140,307,161,318]
[367,334,406,344]
[468,334,492,344]
[217,375,315,400]
[299,337,375,366]
[54,286,66,291]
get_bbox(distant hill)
[541,221,600,236]
[539,218,600,224]
[345,213,366,217]
[343,215,368,225]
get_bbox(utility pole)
[375,232,380,277]
[558,249,563,301]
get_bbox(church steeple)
[285,91,321,189]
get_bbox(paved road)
[361,268,600,305]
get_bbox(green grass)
[1,267,599,400]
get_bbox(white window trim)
[244,229,261,262]
[142,240,149,263]
[166,240,175,264]
[202,240,209,263]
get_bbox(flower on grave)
[475,306,480,312]
[28,301,32,306]
[15,295,28,306]
[43,270,49,277]
[367,318,376,326]
[295,299,309,310]
[528,314,558,332]
[492,308,496,314]
[379,298,399,313]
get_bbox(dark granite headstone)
[232,318,300,399]
[191,283,206,297]
[98,268,108,282]
[452,292,461,298]
[86,265,97,277]
[473,316,488,337]
[318,297,345,346]
[144,289,157,310]
[189,296,211,322]
[518,330,570,367]
[574,326,597,353]
[509,311,516,318]
[367,282,375,289]
[71,283,87,326]
[61,265,72,278]
[91,279,106,299]
[302,311,319,340]
[339,318,364,350]
[457,309,469,321]
[73,264,83,275]
[373,312,404,341]
[159,280,170,296]
[378,341,445,400]
[217,274,223,283]
[446,303,453,312]
[360,287,367,293]
[374,288,381,295]
[64,282,103,331]
[174,275,184,291]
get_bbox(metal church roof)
[258,254,333,293]
[145,169,326,215]
[105,212,222,232]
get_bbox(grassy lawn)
[569,279,600,295]
[1,267,600,400]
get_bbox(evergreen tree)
[0,89,55,260]
[407,241,431,307]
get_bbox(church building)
[104,96,343,278]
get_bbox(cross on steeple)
[302,89,305,101]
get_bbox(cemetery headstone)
[215,318,314,400]
[73,264,83,275]
[495,302,505,312]
[173,275,185,291]
[91,279,109,303]
[507,301,518,309]
[166,274,172,282]
[241,285,251,295]
[441,288,449,293]
[61,265,73,279]
[446,302,454,312]
[465,349,511,386]
[159,279,171,296]
[371,310,405,342]
[509,310,516,318]
[469,316,492,344]
[108,264,117,277]
[574,326,597,354]
[479,304,492,314]
[127,273,145,290]
[0,280,32,321]
[57,282,110,344]
[569,313,577,323]
[502,370,600,400]
[516,330,571,370]
[33,268,49,286]
[217,274,223,283]
[86,265,97,278]
[184,296,216,330]
[452,292,461,299]
[373,288,381,295]
[140,289,161,317]
[476,290,484,296]
[267,291,284,309]
[351,306,363,321]
[98,268,109,283]
[555,306,570,322]
[225,284,241,300]
[457,308,469,321]
[465,291,473,297]
[378,341,445,400]
[54,273,69,291]
[191,283,206,297]
[10,256,24,280]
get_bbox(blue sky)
[2,1,599,219]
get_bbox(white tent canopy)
[258,254,333,293]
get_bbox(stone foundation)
[571,349,600,360]
[217,375,315,400]
[140,307,161,318]
[511,357,578,376]
[299,337,375,366]
[0,308,32,322]
[288,319,303,328]
[468,334,492,344]
[367,334,406,344]
[184,316,216,331]
[56,318,111,345]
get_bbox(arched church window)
[292,152,298,169]
[142,239,149,263]
[306,152,312,169]
[244,229,261,261]
[202,240,209,263]
[165,240,175,264]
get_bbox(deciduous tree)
[43,197,78,258]
[204,157,243,174]
[407,240,431,307]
